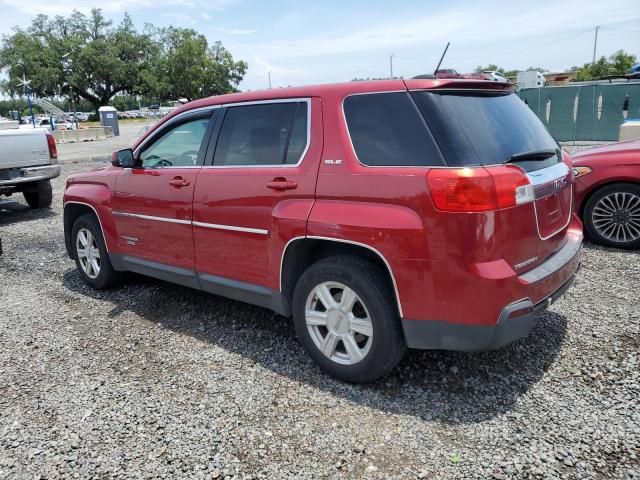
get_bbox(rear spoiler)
[403,78,513,92]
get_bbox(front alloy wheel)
[305,281,373,365]
[584,183,640,249]
[591,192,640,244]
[76,227,101,279]
[71,213,122,289]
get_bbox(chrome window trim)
[112,211,191,225]
[193,221,268,235]
[207,98,311,169]
[279,235,404,317]
[341,90,446,169]
[63,201,110,253]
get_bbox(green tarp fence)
[518,83,640,141]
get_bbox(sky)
[0,0,638,91]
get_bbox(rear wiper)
[506,149,558,163]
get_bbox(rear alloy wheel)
[584,183,640,249]
[305,281,374,365]
[292,256,406,383]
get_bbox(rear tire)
[583,183,640,249]
[292,255,406,383]
[71,213,122,289]
[23,180,53,209]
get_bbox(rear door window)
[343,92,444,167]
[410,91,560,169]
[213,101,308,166]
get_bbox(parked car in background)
[572,140,640,249]
[63,78,582,382]
[66,112,88,122]
[0,126,59,208]
[435,69,463,79]
[462,72,492,80]
[19,117,74,130]
[483,71,508,82]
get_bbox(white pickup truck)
[0,127,60,208]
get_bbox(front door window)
[140,117,210,168]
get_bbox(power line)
[395,28,594,63]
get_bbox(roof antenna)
[433,42,450,74]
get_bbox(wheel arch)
[63,201,109,258]
[280,236,403,317]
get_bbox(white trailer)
[517,71,546,90]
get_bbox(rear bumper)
[0,164,60,187]
[402,228,581,351]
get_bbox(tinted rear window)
[344,92,444,167]
[411,91,559,168]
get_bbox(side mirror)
[111,148,136,168]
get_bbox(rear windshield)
[411,91,559,168]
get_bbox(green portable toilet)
[98,106,119,136]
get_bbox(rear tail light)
[426,165,534,212]
[46,133,58,160]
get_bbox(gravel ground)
[0,142,638,479]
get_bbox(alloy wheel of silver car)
[305,281,373,365]
[76,227,101,279]
[591,192,640,243]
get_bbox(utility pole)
[268,72,272,89]
[592,26,599,63]
[390,54,394,79]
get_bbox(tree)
[474,64,505,74]
[148,27,247,102]
[0,9,247,113]
[575,50,637,80]
[0,9,157,114]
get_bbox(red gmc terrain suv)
[63,79,583,382]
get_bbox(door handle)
[169,177,190,187]
[267,178,297,190]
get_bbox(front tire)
[584,183,640,249]
[71,213,122,289]
[292,256,406,383]
[23,180,53,209]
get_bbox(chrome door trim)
[192,221,268,235]
[112,211,191,225]
[279,235,404,317]
[63,201,110,253]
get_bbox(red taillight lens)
[491,165,533,209]
[427,167,497,212]
[46,133,57,159]
[427,165,533,212]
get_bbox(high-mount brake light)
[426,165,534,212]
